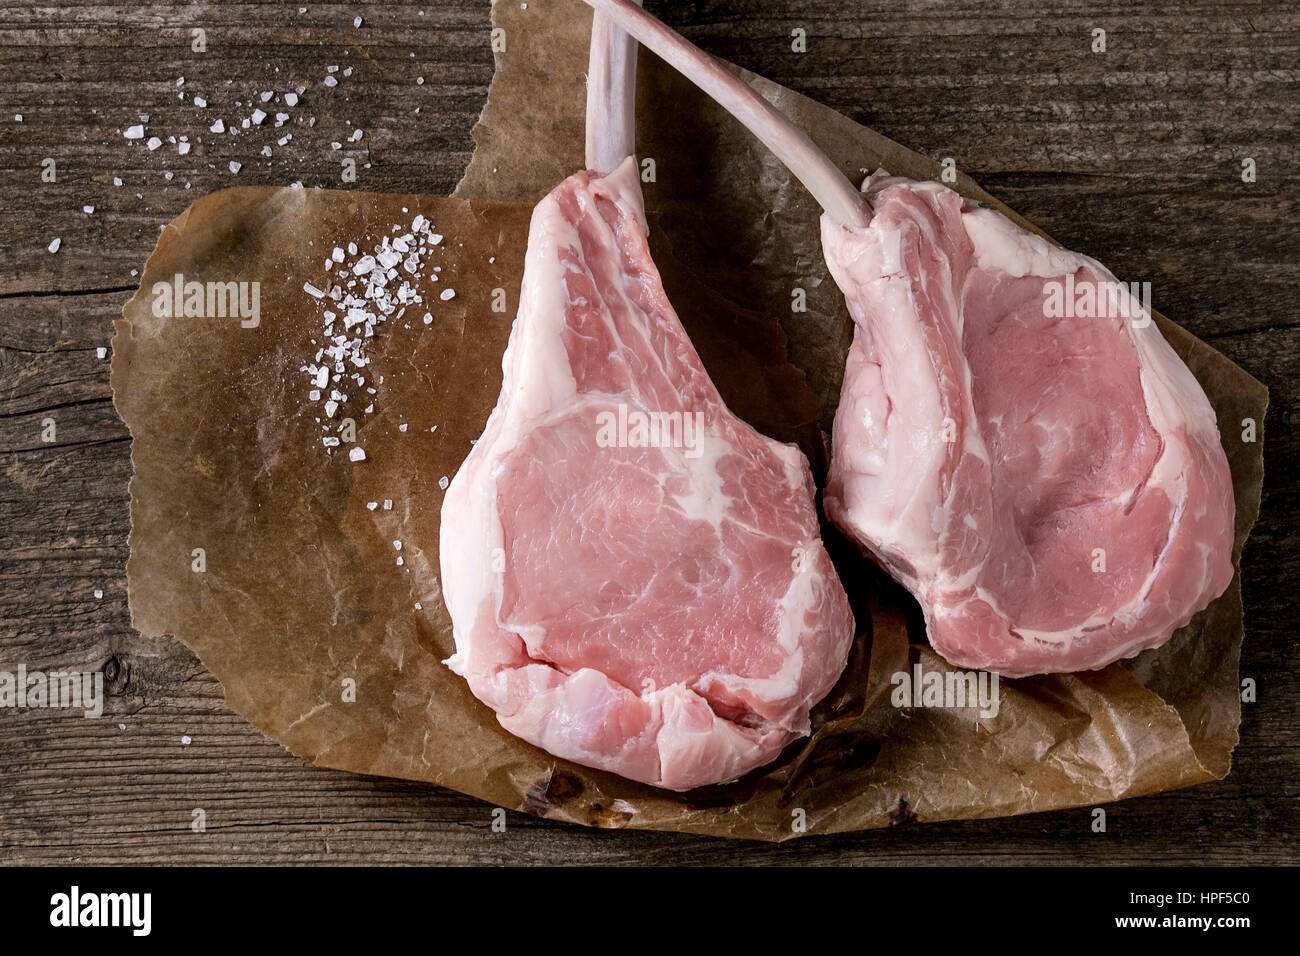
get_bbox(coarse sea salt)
[299,214,447,452]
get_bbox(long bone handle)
[585,3,642,173]
[583,0,870,228]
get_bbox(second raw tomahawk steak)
[820,174,1235,677]
[583,0,1236,679]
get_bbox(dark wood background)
[0,1,1295,864]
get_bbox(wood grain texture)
[0,0,1296,865]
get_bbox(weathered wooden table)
[1,1,1295,864]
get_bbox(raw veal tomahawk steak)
[439,11,854,791]
[583,0,1237,678]
[821,174,1236,677]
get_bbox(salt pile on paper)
[300,213,446,452]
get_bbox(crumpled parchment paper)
[113,0,1267,841]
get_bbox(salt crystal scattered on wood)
[349,446,366,462]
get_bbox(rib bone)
[582,0,869,228]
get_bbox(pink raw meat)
[822,173,1235,676]
[440,160,853,790]
[582,0,1236,679]
[438,10,854,790]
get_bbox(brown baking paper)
[113,0,1266,841]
